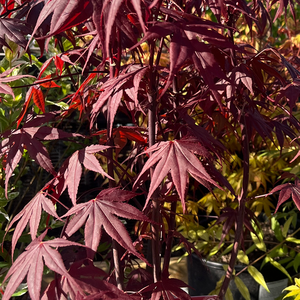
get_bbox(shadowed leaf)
[3,231,83,300]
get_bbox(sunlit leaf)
[234,276,250,300]
[247,265,269,293]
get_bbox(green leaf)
[208,244,223,259]
[0,112,9,131]
[12,289,28,297]
[0,207,9,221]
[278,257,293,266]
[271,217,284,242]
[269,257,292,282]
[286,237,300,244]
[260,256,270,269]
[225,287,234,300]
[210,274,225,296]
[0,262,9,268]
[282,215,294,237]
[12,283,28,297]
[247,265,270,292]
[222,264,229,272]
[245,244,256,255]
[221,244,233,256]
[45,100,69,110]
[237,250,249,265]
[8,192,19,201]
[289,211,298,229]
[188,229,197,240]
[234,276,251,300]
[176,252,188,263]
[197,229,209,241]
[250,231,266,252]
[293,253,300,273]
[283,287,300,300]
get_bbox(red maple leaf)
[90,66,148,134]
[0,18,31,49]
[0,67,35,100]
[133,135,221,212]
[104,0,147,56]
[2,230,84,300]
[5,191,63,258]
[30,0,92,39]
[215,207,260,248]
[36,55,73,79]
[42,260,134,300]
[95,126,147,156]
[58,144,114,205]
[0,0,14,17]
[62,188,150,260]
[270,178,300,212]
[0,128,55,197]
[139,278,190,300]
[17,76,61,127]
[0,125,78,197]
[29,86,45,112]
[63,71,98,118]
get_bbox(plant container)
[187,254,288,300]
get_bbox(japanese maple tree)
[0,0,299,300]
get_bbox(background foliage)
[1,0,300,300]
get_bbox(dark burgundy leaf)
[160,29,194,97]
[139,278,190,300]
[273,0,289,22]
[30,0,92,39]
[275,80,300,112]
[279,52,300,80]
[0,129,56,197]
[104,0,147,56]
[0,18,31,49]
[42,260,130,300]
[269,179,300,212]
[126,268,153,291]
[22,112,59,128]
[91,66,147,134]
[215,207,260,247]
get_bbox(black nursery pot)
[187,254,259,300]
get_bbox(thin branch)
[11,71,109,89]
[219,114,249,299]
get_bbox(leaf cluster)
[0,1,300,300]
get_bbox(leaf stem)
[147,38,161,283]
[107,44,124,290]
[11,71,109,89]
[162,200,177,277]
[219,117,249,299]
